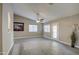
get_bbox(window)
[29,25,37,32]
[52,24,57,39]
[44,25,50,32]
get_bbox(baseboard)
[43,36,70,46]
[56,40,70,46]
[43,36,52,40]
[43,36,71,46]
[43,36,79,49]
[14,36,42,40]
[7,42,14,55]
[57,40,79,48]
[75,45,79,48]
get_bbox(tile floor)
[9,38,79,55]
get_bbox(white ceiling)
[12,3,79,22]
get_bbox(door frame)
[51,23,59,40]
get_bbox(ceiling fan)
[32,3,54,23]
[36,12,44,23]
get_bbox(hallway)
[10,38,79,55]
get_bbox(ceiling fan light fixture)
[35,12,45,23]
[36,20,40,23]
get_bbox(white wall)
[14,15,43,39]
[43,14,79,48]
[2,4,14,55]
[0,4,2,54]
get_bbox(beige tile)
[10,38,79,55]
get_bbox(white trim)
[43,35,52,39]
[55,39,79,48]
[51,23,59,40]
[14,36,42,40]
[75,45,79,48]
[56,39,70,46]
[7,42,14,55]
[43,36,79,49]
[43,36,70,45]
[14,37,27,39]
